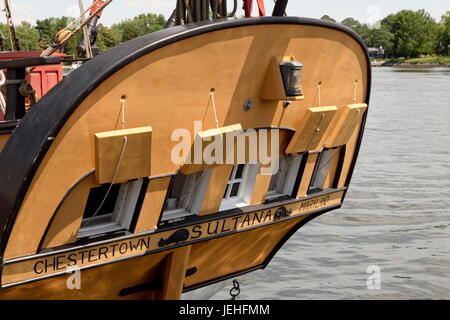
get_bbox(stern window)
[220,164,259,211]
[79,179,144,238]
[309,148,339,194]
[266,155,304,201]
[161,169,212,222]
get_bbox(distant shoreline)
[373,62,450,68]
[371,57,450,68]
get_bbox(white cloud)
[126,0,175,17]
[6,3,39,25]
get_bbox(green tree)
[35,17,71,46]
[382,9,438,58]
[35,17,97,56]
[437,11,450,54]
[111,13,166,42]
[120,20,141,42]
[320,15,336,23]
[338,17,393,56]
[0,23,12,51]
[364,25,394,57]
[16,22,41,51]
[0,22,40,51]
[96,24,119,52]
[340,17,371,41]
[341,17,361,31]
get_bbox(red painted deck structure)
[0,51,66,120]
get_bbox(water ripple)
[212,67,450,300]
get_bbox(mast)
[3,0,20,51]
[243,0,266,17]
[272,0,289,16]
[77,0,106,58]
[78,0,93,59]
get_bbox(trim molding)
[0,189,345,288]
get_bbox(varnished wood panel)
[285,106,338,154]
[180,124,242,175]
[1,189,344,296]
[0,133,10,152]
[184,217,303,287]
[199,165,233,215]
[338,121,363,188]
[135,177,171,233]
[41,174,95,249]
[157,245,191,300]
[0,249,172,300]
[325,104,367,148]
[250,169,273,205]
[322,149,340,189]
[297,153,319,198]
[95,127,152,184]
[4,24,368,259]
[0,216,304,300]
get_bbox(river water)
[211,67,450,300]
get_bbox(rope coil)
[175,0,237,25]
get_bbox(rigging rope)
[316,82,322,107]
[353,80,358,104]
[85,136,128,227]
[41,0,112,57]
[120,96,126,130]
[0,71,6,114]
[174,0,238,25]
[85,96,129,227]
[79,0,94,59]
[3,0,21,51]
[210,89,220,129]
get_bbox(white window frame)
[266,155,303,200]
[220,164,259,211]
[161,169,212,222]
[79,179,144,238]
[309,148,338,192]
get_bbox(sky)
[5,0,449,27]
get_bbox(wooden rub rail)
[1,189,345,287]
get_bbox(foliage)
[437,11,450,54]
[341,17,361,31]
[15,22,41,51]
[0,9,448,59]
[339,17,393,57]
[110,13,166,43]
[4,13,166,56]
[96,24,119,52]
[388,56,450,64]
[34,16,80,55]
[382,10,438,58]
[0,22,40,51]
[320,15,336,23]
[35,17,71,46]
[339,9,443,58]
[363,25,394,57]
